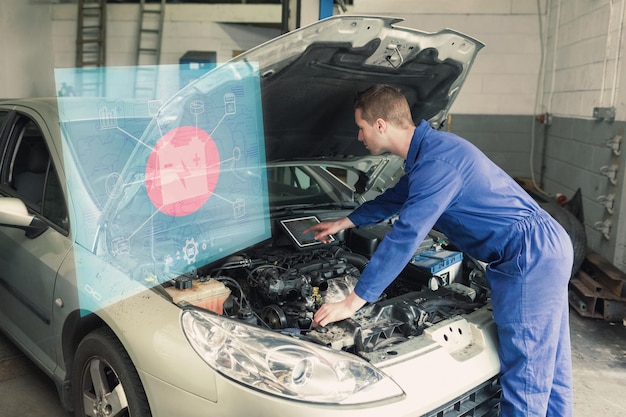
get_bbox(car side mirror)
[0,197,48,238]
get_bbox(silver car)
[0,15,501,417]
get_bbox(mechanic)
[307,84,574,417]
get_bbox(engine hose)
[329,246,369,272]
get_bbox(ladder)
[134,0,166,99]
[136,0,166,66]
[76,0,106,67]
[75,0,106,96]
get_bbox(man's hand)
[313,291,366,327]
[304,217,356,244]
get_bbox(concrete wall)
[0,2,282,97]
[541,117,626,266]
[537,0,626,271]
[53,3,282,79]
[444,114,541,179]
[0,0,57,97]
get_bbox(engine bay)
[163,217,491,354]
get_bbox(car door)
[0,108,72,373]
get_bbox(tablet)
[279,216,335,249]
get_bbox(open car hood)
[230,15,484,161]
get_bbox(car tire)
[72,327,152,417]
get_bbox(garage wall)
[51,3,282,71]
[443,114,541,180]
[0,2,282,98]
[0,0,57,97]
[537,0,626,271]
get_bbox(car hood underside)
[230,16,484,161]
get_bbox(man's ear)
[375,118,386,133]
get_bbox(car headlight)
[181,309,404,404]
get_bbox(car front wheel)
[72,328,151,417]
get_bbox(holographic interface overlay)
[55,63,270,314]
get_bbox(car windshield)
[61,117,152,211]
[266,164,357,207]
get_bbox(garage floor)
[0,309,625,417]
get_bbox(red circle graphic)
[145,126,220,216]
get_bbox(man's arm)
[348,175,410,226]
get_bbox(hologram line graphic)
[54,63,271,315]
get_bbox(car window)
[5,118,68,231]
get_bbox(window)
[7,118,68,231]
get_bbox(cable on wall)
[610,0,625,107]
[597,0,624,117]
[546,0,561,114]
[529,0,555,198]
[599,0,613,107]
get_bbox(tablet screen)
[279,216,334,248]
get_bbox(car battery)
[165,278,231,314]
[410,249,463,286]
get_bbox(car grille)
[422,375,501,417]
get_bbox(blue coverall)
[348,120,574,417]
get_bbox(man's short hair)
[354,84,413,127]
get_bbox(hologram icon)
[190,100,205,115]
[157,132,208,203]
[224,93,236,115]
[148,100,163,116]
[183,238,199,264]
[99,105,119,129]
[145,126,221,217]
[233,198,246,218]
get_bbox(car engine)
[164,220,491,355]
